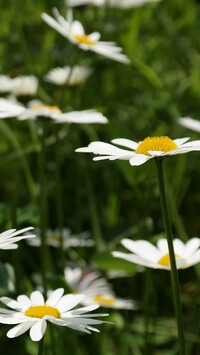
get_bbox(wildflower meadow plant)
[76,134,200,354]
[41,9,130,64]
[0,289,108,341]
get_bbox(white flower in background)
[64,267,136,309]
[112,238,200,270]
[76,136,200,166]
[0,75,13,93]
[179,117,200,134]
[44,65,93,86]
[27,228,94,248]
[0,288,108,341]
[11,76,38,96]
[0,227,35,250]
[0,98,108,124]
[41,9,130,64]
[0,75,38,96]
[66,0,160,8]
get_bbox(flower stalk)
[155,159,186,355]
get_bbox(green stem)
[55,130,65,270]
[38,123,48,297]
[155,159,186,355]
[37,336,45,355]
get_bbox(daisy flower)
[64,267,136,309]
[0,227,35,250]
[27,228,94,248]
[112,238,200,270]
[0,98,108,124]
[44,65,93,86]
[76,136,200,166]
[0,75,13,93]
[41,8,130,64]
[11,76,38,96]
[179,117,200,134]
[0,288,108,341]
[67,0,161,8]
[0,75,38,96]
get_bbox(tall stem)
[39,123,48,297]
[37,336,44,355]
[55,130,65,270]
[155,159,186,355]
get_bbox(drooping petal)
[129,155,151,166]
[7,321,33,338]
[29,319,47,341]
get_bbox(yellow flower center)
[24,305,61,319]
[50,234,60,242]
[32,104,62,114]
[158,253,180,267]
[93,295,116,306]
[74,34,95,45]
[135,136,178,156]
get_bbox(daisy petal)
[30,319,47,341]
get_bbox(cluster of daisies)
[2,0,200,347]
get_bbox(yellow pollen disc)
[32,104,62,114]
[93,295,116,306]
[50,234,60,242]
[25,305,61,319]
[74,34,95,45]
[135,136,178,156]
[158,253,180,267]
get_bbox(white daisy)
[112,238,200,270]
[76,136,200,166]
[0,288,108,341]
[0,98,108,124]
[179,117,200,134]
[0,75,13,93]
[0,75,38,96]
[64,267,136,309]
[44,65,93,86]
[41,9,130,64]
[11,76,38,96]
[0,227,35,250]
[27,228,94,248]
[67,0,160,8]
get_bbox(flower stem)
[38,123,48,297]
[155,159,186,354]
[37,336,45,355]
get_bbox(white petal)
[111,138,138,150]
[46,288,64,307]
[7,321,33,338]
[129,155,151,166]
[30,291,44,306]
[157,239,168,253]
[187,250,200,267]
[148,151,164,156]
[173,239,185,255]
[121,239,160,261]
[17,295,31,310]
[173,137,190,146]
[112,251,161,269]
[30,319,47,341]
[57,294,85,313]
[0,297,23,311]
[185,238,200,258]
[179,117,200,133]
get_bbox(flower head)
[64,267,136,309]
[41,9,130,64]
[76,136,200,166]
[44,65,93,86]
[0,227,35,250]
[0,288,108,341]
[179,117,200,134]
[0,75,38,96]
[0,98,108,124]
[112,238,200,270]
[27,228,94,248]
